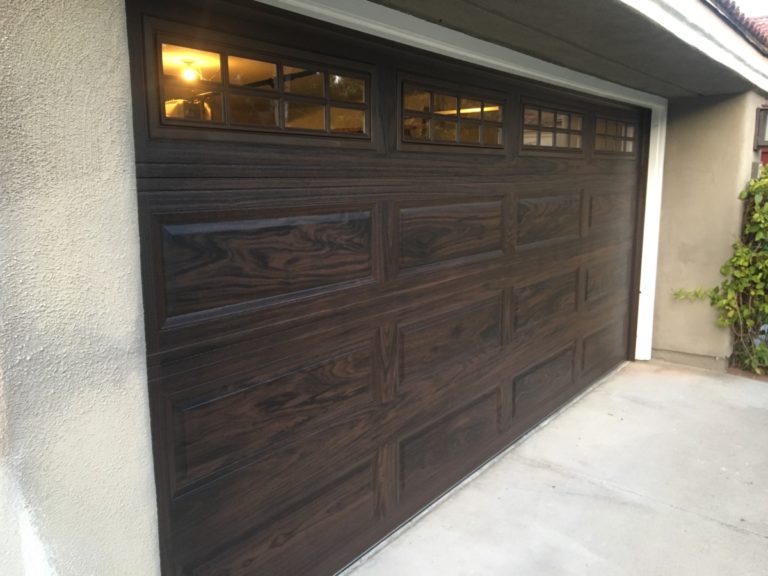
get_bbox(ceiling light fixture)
[181,59,200,82]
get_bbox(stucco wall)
[653,91,765,370]
[0,1,160,575]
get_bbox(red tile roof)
[706,0,768,52]
[752,16,768,38]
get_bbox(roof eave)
[702,0,768,57]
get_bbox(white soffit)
[253,0,668,360]
[256,0,668,109]
[618,0,768,94]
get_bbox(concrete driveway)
[342,361,768,576]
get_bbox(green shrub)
[675,165,768,373]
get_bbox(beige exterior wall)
[653,91,766,370]
[0,1,161,575]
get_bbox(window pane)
[459,123,481,144]
[524,106,539,126]
[433,119,458,142]
[605,121,618,136]
[539,130,554,146]
[163,83,223,122]
[625,140,635,153]
[484,126,503,146]
[523,129,538,146]
[401,87,505,148]
[571,114,583,131]
[434,94,458,116]
[285,100,326,130]
[329,75,365,103]
[556,113,569,129]
[330,107,365,134]
[228,56,276,90]
[616,123,626,137]
[555,132,569,148]
[284,66,325,97]
[460,98,482,119]
[229,94,277,126]
[569,134,582,149]
[403,86,430,112]
[483,102,502,122]
[162,43,221,83]
[403,116,429,140]
[596,118,606,134]
[541,111,555,127]
[626,124,635,138]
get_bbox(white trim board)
[254,0,667,360]
[618,0,768,94]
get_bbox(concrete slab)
[342,361,768,576]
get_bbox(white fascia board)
[618,0,768,94]
[256,0,667,109]
[255,0,666,360]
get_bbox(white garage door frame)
[255,0,668,360]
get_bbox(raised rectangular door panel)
[499,345,576,432]
[582,316,629,381]
[191,461,377,576]
[160,209,374,319]
[514,270,578,331]
[585,258,631,306]
[589,190,634,234]
[516,192,582,247]
[170,343,374,490]
[398,296,503,386]
[399,200,504,269]
[399,391,500,503]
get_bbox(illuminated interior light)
[161,44,221,83]
[434,105,498,116]
[181,60,200,82]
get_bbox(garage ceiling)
[370,0,754,98]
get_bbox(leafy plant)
[672,287,709,302]
[680,165,768,373]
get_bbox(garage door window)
[402,83,504,148]
[595,118,636,154]
[522,104,583,150]
[159,41,369,137]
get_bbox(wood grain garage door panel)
[192,461,376,576]
[585,258,632,306]
[582,316,630,381]
[399,296,503,385]
[516,192,582,247]
[171,343,373,489]
[399,200,504,269]
[400,392,500,502]
[505,346,576,428]
[589,190,635,234]
[127,3,644,574]
[514,270,578,331]
[161,209,373,318]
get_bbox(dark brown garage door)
[127,1,646,574]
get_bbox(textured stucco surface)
[0,1,160,575]
[653,91,765,368]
